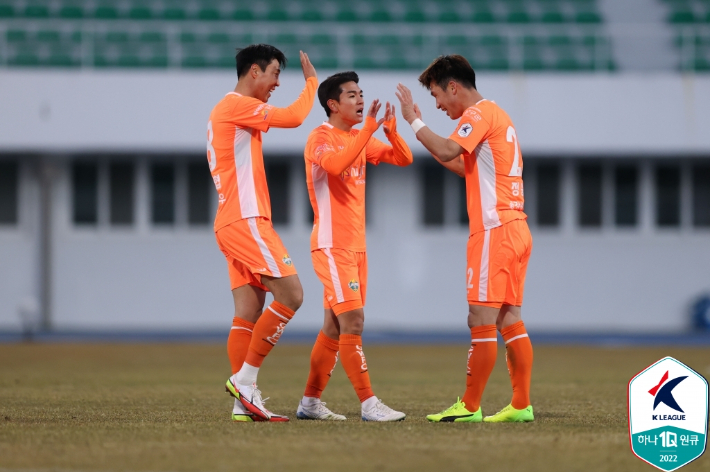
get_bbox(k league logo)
[628,357,708,471]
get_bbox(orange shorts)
[466,218,532,308]
[311,248,367,315]
[215,217,297,291]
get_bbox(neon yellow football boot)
[483,404,534,423]
[426,398,482,423]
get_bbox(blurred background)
[0,0,709,336]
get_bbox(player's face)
[430,82,463,120]
[334,81,364,124]
[254,59,281,102]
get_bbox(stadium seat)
[37,30,61,42]
[198,7,221,20]
[7,30,27,42]
[541,10,565,23]
[140,32,164,43]
[129,6,152,20]
[438,11,462,22]
[232,9,254,20]
[208,33,230,43]
[472,9,496,22]
[575,11,602,23]
[404,9,426,22]
[312,56,338,68]
[180,32,196,43]
[10,52,39,66]
[266,9,291,21]
[507,9,531,23]
[301,9,323,21]
[95,6,118,19]
[182,56,207,68]
[59,6,84,18]
[668,9,696,23]
[369,9,392,22]
[0,4,14,17]
[310,34,335,45]
[163,8,186,20]
[106,32,129,43]
[25,4,49,17]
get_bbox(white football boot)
[361,398,406,422]
[296,398,347,421]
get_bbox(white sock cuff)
[361,396,378,410]
[235,362,259,386]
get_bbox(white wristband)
[410,118,427,135]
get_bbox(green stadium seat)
[694,58,710,71]
[48,53,78,67]
[541,10,565,23]
[7,30,27,42]
[485,58,510,70]
[37,31,61,42]
[377,35,400,46]
[312,56,338,69]
[351,34,368,45]
[370,9,392,22]
[404,9,426,22]
[217,56,235,68]
[232,9,254,20]
[163,8,186,20]
[183,56,207,68]
[472,10,496,23]
[95,6,118,19]
[668,10,695,23]
[548,35,572,46]
[10,53,39,66]
[106,32,129,43]
[146,56,168,67]
[71,31,82,42]
[438,11,461,22]
[129,6,152,20]
[575,11,602,23]
[479,35,506,47]
[353,57,377,69]
[523,56,545,71]
[272,34,297,45]
[234,34,252,45]
[386,56,409,69]
[310,34,334,45]
[0,4,14,17]
[25,5,49,17]
[555,57,584,71]
[180,33,197,43]
[266,9,290,21]
[117,55,141,67]
[140,32,164,43]
[198,8,221,20]
[446,35,469,46]
[336,9,357,21]
[59,6,84,18]
[301,9,323,21]
[208,33,230,43]
[507,10,531,23]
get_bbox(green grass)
[0,343,709,472]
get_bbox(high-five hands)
[300,51,317,81]
[367,99,388,128]
[382,102,396,134]
[395,83,422,124]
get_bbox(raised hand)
[367,99,386,127]
[382,102,396,134]
[300,50,317,81]
[395,83,419,124]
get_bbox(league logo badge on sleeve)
[458,123,473,137]
[628,357,708,471]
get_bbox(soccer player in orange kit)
[295,72,413,421]
[207,44,317,422]
[395,55,534,423]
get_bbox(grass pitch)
[0,342,709,472]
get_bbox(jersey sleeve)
[308,118,378,175]
[226,96,276,132]
[448,107,491,154]
[268,77,318,129]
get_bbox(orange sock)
[501,321,533,409]
[244,301,294,368]
[304,331,340,398]
[227,317,255,375]
[461,324,498,412]
[339,334,374,402]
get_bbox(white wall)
[1,70,710,155]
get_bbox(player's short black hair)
[235,44,287,78]
[418,55,477,91]
[318,71,359,117]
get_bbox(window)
[151,163,175,224]
[265,162,290,225]
[72,162,98,225]
[188,161,211,225]
[0,161,18,225]
[422,163,445,226]
[578,164,602,227]
[109,162,134,225]
[614,165,637,227]
[536,163,560,227]
[693,164,710,227]
[655,165,680,227]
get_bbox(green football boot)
[483,404,534,423]
[426,398,482,423]
[231,413,256,422]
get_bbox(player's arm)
[366,102,414,167]
[268,51,318,128]
[395,83,464,162]
[432,153,465,177]
[314,101,385,175]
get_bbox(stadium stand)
[662,0,710,71]
[0,0,614,71]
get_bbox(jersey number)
[207,120,217,172]
[467,268,474,289]
[506,126,522,177]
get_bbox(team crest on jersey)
[458,123,473,137]
[282,255,292,266]
[348,279,359,292]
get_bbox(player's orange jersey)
[207,77,317,231]
[448,99,527,235]
[304,116,413,251]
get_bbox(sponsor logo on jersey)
[213,174,222,190]
[265,321,286,345]
[458,123,473,137]
[282,255,292,266]
[348,279,359,292]
[628,356,708,471]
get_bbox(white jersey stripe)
[312,163,333,248]
[505,333,529,344]
[478,229,491,301]
[324,248,345,303]
[247,218,281,278]
[230,326,253,332]
[267,305,290,321]
[475,140,502,230]
[471,337,497,343]
[234,127,259,218]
